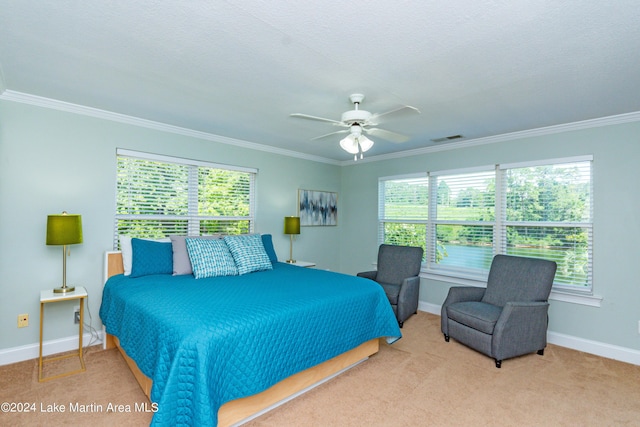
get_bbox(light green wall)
[340,123,640,350]
[2,98,640,355]
[0,100,341,350]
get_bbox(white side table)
[39,286,87,382]
[289,260,316,268]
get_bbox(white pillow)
[119,235,171,276]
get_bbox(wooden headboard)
[104,251,124,283]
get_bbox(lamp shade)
[46,213,83,245]
[339,135,360,154]
[340,134,374,155]
[284,216,300,235]
[358,135,374,152]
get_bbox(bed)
[100,235,401,426]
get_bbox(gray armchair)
[358,244,424,328]
[441,254,557,368]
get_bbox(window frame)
[377,173,429,260]
[498,155,593,293]
[428,165,497,277]
[114,149,257,248]
[378,155,594,296]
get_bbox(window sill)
[549,289,602,307]
[422,269,602,307]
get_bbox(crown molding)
[0,90,341,166]
[343,110,640,166]
[3,90,639,167]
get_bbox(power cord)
[81,294,100,350]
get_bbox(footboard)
[106,331,378,426]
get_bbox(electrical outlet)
[18,314,29,328]
[74,306,80,324]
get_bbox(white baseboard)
[0,331,104,366]
[547,331,640,365]
[418,301,640,366]
[419,301,442,315]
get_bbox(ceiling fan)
[290,94,420,160]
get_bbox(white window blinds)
[499,158,592,290]
[378,174,428,258]
[431,168,496,272]
[378,156,593,292]
[114,149,256,248]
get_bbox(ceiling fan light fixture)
[340,133,374,160]
[350,123,363,137]
[290,93,419,159]
[358,135,374,152]
[339,135,359,154]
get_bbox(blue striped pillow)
[224,234,273,275]
[186,238,238,279]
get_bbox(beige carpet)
[2,312,639,426]
[0,344,153,426]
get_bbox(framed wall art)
[298,189,338,226]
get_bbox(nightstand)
[289,260,316,268]
[39,286,87,382]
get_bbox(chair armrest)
[400,275,420,291]
[397,276,420,321]
[441,286,486,335]
[492,301,550,361]
[442,286,486,306]
[357,271,378,280]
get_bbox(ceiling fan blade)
[368,105,420,125]
[310,129,349,141]
[365,127,410,143]
[290,113,346,126]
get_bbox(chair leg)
[398,321,404,328]
[537,349,544,356]
[495,359,502,368]
[443,334,450,342]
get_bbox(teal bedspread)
[100,262,401,426]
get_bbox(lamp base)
[53,285,75,294]
[286,259,296,264]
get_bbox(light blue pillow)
[224,234,273,275]
[130,238,173,278]
[170,235,222,275]
[186,238,238,279]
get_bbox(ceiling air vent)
[431,134,463,143]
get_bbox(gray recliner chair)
[441,254,557,368]
[358,244,424,328]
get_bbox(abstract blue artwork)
[298,189,338,226]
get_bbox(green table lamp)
[46,212,83,293]
[283,216,300,263]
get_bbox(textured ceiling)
[1,1,639,161]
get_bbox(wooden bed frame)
[102,251,379,426]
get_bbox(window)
[378,156,593,292]
[430,167,496,274]
[114,149,256,247]
[499,158,592,291]
[378,174,428,260]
